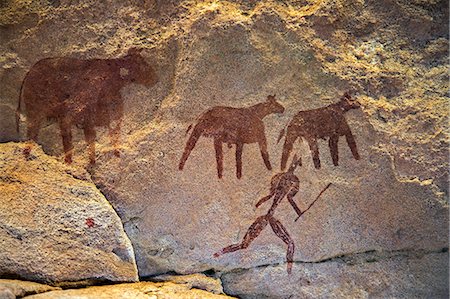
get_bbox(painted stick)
[295,183,332,222]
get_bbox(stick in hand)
[295,183,332,222]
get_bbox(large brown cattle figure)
[179,95,285,179]
[279,92,361,170]
[16,48,158,165]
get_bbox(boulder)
[0,142,138,283]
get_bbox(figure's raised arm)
[287,185,302,218]
[255,191,274,208]
[256,173,283,208]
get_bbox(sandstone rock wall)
[0,0,448,297]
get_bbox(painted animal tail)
[295,183,332,222]
[16,76,26,133]
[179,123,203,170]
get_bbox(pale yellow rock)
[0,279,60,298]
[0,286,15,299]
[24,281,235,299]
[151,273,224,294]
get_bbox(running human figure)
[213,156,331,274]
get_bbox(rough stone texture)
[0,279,60,298]
[0,286,15,299]
[221,251,449,299]
[24,281,235,299]
[1,0,448,297]
[0,142,138,283]
[151,273,224,294]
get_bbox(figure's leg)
[280,130,299,170]
[235,142,243,179]
[345,131,360,160]
[269,217,295,274]
[214,137,224,179]
[307,138,320,169]
[179,123,204,170]
[83,123,97,165]
[329,135,339,166]
[213,215,269,257]
[59,116,73,164]
[258,135,272,171]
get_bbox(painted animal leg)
[179,123,204,170]
[109,99,124,157]
[269,216,295,274]
[258,136,272,171]
[109,119,122,158]
[345,131,360,160]
[235,142,243,179]
[23,118,42,159]
[213,215,269,257]
[83,123,97,165]
[280,130,299,170]
[59,117,73,164]
[307,138,320,169]
[214,138,224,179]
[329,135,339,166]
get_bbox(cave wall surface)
[0,0,448,298]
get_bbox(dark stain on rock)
[85,218,95,228]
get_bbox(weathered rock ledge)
[0,275,234,299]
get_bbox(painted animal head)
[338,92,360,111]
[266,94,285,114]
[119,47,158,86]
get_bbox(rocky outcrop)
[221,251,449,299]
[24,281,234,299]
[151,273,224,295]
[0,142,138,283]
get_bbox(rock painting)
[278,92,361,170]
[16,48,158,165]
[179,95,285,179]
[214,156,332,274]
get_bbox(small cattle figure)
[16,48,158,165]
[279,92,361,170]
[179,95,285,179]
